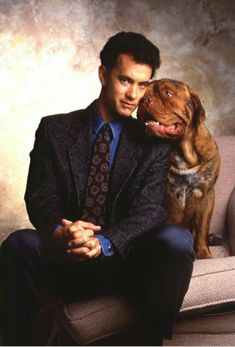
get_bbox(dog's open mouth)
[145,119,185,138]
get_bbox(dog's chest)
[168,153,203,210]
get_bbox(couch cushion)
[175,310,235,334]
[59,294,136,345]
[59,256,235,344]
[210,136,235,238]
[181,256,235,314]
[166,332,235,346]
[209,245,230,258]
[166,310,235,345]
[227,187,235,255]
[167,334,235,346]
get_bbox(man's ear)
[188,86,206,125]
[98,65,107,86]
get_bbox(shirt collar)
[91,102,123,139]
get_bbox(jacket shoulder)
[40,109,86,130]
[35,105,93,142]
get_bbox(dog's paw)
[196,246,212,259]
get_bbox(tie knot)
[97,123,111,142]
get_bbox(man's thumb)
[61,218,72,226]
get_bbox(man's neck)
[95,98,113,122]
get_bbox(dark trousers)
[0,224,195,345]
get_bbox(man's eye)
[120,77,129,84]
[139,83,148,89]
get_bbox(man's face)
[98,53,152,121]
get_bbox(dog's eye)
[166,91,173,97]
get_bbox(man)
[0,31,195,345]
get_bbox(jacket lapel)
[108,119,144,208]
[68,106,93,209]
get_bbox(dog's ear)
[189,87,206,125]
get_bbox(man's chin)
[118,105,136,118]
[107,103,135,120]
[112,108,133,119]
[120,111,133,118]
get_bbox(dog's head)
[137,78,206,139]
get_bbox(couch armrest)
[227,187,235,256]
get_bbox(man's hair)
[100,31,161,78]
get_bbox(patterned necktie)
[81,123,110,227]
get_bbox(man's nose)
[126,84,137,99]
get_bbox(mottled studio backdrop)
[0,0,235,241]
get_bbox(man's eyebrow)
[119,74,133,82]
[139,80,150,85]
[119,75,150,85]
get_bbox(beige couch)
[37,136,235,346]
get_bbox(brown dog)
[137,79,221,259]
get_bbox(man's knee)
[150,224,195,260]
[1,229,43,260]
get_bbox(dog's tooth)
[168,124,177,132]
[156,121,160,125]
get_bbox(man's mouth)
[121,101,136,109]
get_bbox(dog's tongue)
[146,120,183,138]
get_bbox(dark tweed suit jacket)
[25,103,170,258]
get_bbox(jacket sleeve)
[24,118,65,236]
[103,142,170,259]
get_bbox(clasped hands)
[52,218,102,262]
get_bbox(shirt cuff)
[95,234,115,257]
[53,224,62,234]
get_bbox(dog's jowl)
[137,78,221,259]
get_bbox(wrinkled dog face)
[137,78,205,139]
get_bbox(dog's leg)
[193,190,215,259]
[166,190,185,225]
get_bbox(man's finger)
[61,219,101,233]
[85,244,102,258]
[77,220,101,231]
[66,243,101,259]
[66,246,90,256]
[67,235,99,249]
[68,229,94,239]
[67,236,91,249]
[61,218,73,226]
[82,238,100,250]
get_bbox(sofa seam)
[192,268,235,278]
[181,298,235,312]
[174,332,235,335]
[63,299,131,321]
